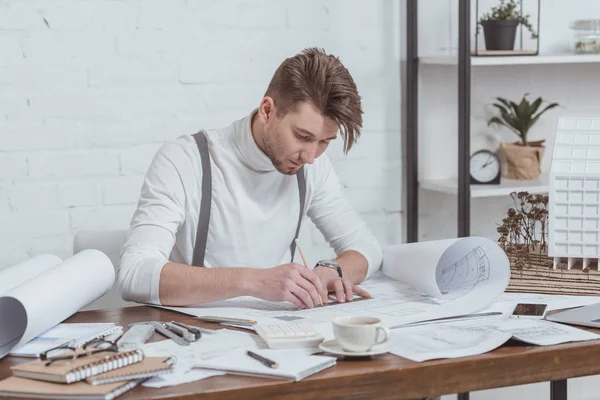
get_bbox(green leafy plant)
[478,0,538,39]
[488,94,559,145]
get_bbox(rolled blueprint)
[0,250,115,359]
[382,236,510,322]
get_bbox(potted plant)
[488,93,560,180]
[478,0,538,51]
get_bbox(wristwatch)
[315,260,343,278]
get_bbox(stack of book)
[0,348,176,399]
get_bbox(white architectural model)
[549,117,600,270]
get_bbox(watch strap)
[315,260,343,278]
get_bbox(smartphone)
[511,303,548,319]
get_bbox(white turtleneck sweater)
[118,110,383,305]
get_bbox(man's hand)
[247,263,327,309]
[314,266,371,304]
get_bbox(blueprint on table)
[162,237,511,328]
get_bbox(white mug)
[332,316,391,352]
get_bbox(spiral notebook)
[193,349,336,382]
[86,356,175,386]
[0,376,145,400]
[11,349,144,384]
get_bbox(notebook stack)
[0,348,176,399]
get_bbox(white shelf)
[420,173,549,198]
[420,54,600,66]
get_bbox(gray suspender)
[192,131,212,268]
[191,130,306,267]
[289,167,306,262]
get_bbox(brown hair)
[265,47,363,153]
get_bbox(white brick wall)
[0,0,402,270]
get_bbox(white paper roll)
[383,238,460,298]
[0,254,63,295]
[0,250,115,359]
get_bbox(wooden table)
[1,306,599,400]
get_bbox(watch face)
[470,151,500,183]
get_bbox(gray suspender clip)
[191,130,306,267]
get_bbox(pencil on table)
[295,239,323,306]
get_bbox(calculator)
[254,322,325,349]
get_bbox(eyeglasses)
[39,335,122,367]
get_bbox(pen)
[246,350,278,369]
[295,239,323,306]
[197,316,257,326]
[395,312,504,329]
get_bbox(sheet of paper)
[469,318,600,346]
[390,316,600,362]
[140,329,265,387]
[142,368,224,388]
[389,319,512,362]
[162,276,477,331]
[0,250,115,359]
[141,329,265,370]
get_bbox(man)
[118,47,383,308]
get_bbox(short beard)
[262,128,296,175]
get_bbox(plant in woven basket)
[488,94,560,179]
[488,94,559,145]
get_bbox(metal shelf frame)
[401,2,568,399]
[403,0,471,242]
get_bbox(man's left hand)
[313,266,371,304]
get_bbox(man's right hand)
[247,263,327,309]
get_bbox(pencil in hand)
[295,239,323,306]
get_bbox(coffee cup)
[332,316,391,352]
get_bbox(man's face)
[262,101,338,175]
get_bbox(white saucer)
[318,340,391,357]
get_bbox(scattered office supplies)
[86,356,176,385]
[193,348,336,381]
[140,329,259,387]
[254,322,324,349]
[117,324,156,350]
[246,350,278,368]
[10,323,122,357]
[120,321,203,348]
[0,376,146,400]
[11,348,144,383]
[0,250,115,359]
[141,329,263,367]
